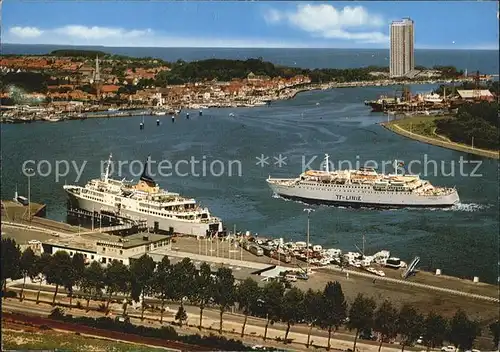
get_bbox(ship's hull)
[65,190,222,237]
[267,180,460,207]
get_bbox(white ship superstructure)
[267,155,460,207]
[63,155,223,236]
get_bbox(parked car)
[115,315,130,323]
[441,346,456,352]
[297,272,309,280]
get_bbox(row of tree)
[2,238,497,351]
[154,59,413,85]
[435,101,499,150]
[154,59,467,85]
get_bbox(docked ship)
[267,155,460,207]
[364,97,398,112]
[63,154,223,237]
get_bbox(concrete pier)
[1,200,46,221]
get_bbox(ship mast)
[324,154,330,173]
[104,153,112,183]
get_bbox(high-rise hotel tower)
[390,18,414,77]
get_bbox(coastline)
[0,77,472,124]
[381,119,499,159]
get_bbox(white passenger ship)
[267,155,460,207]
[63,154,223,236]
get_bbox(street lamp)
[303,208,314,274]
[24,167,34,221]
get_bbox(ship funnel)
[140,155,157,187]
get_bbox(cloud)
[9,26,43,38]
[5,24,310,48]
[263,9,283,24]
[52,25,152,40]
[264,4,389,44]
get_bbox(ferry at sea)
[63,155,223,237]
[267,155,460,208]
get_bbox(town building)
[390,18,415,78]
[41,232,170,266]
[457,89,495,102]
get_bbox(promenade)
[381,120,499,159]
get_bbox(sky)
[2,1,499,49]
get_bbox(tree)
[213,267,235,334]
[192,262,214,330]
[318,281,347,350]
[448,309,481,351]
[397,304,424,352]
[19,247,37,301]
[346,294,377,352]
[281,287,304,342]
[303,289,323,348]
[490,321,499,350]
[422,312,448,352]
[1,238,21,295]
[261,280,285,341]
[129,254,156,320]
[80,261,105,311]
[45,251,73,305]
[35,253,52,304]
[66,253,85,308]
[171,258,197,309]
[152,256,173,324]
[104,260,131,311]
[373,300,399,352]
[236,277,261,337]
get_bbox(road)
[384,123,498,159]
[3,284,432,352]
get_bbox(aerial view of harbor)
[1,1,499,351]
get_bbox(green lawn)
[387,115,448,138]
[2,328,168,352]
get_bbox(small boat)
[229,113,235,117]
[43,115,62,122]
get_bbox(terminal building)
[40,232,170,266]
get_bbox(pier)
[80,110,153,119]
[1,200,46,221]
[66,207,148,235]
